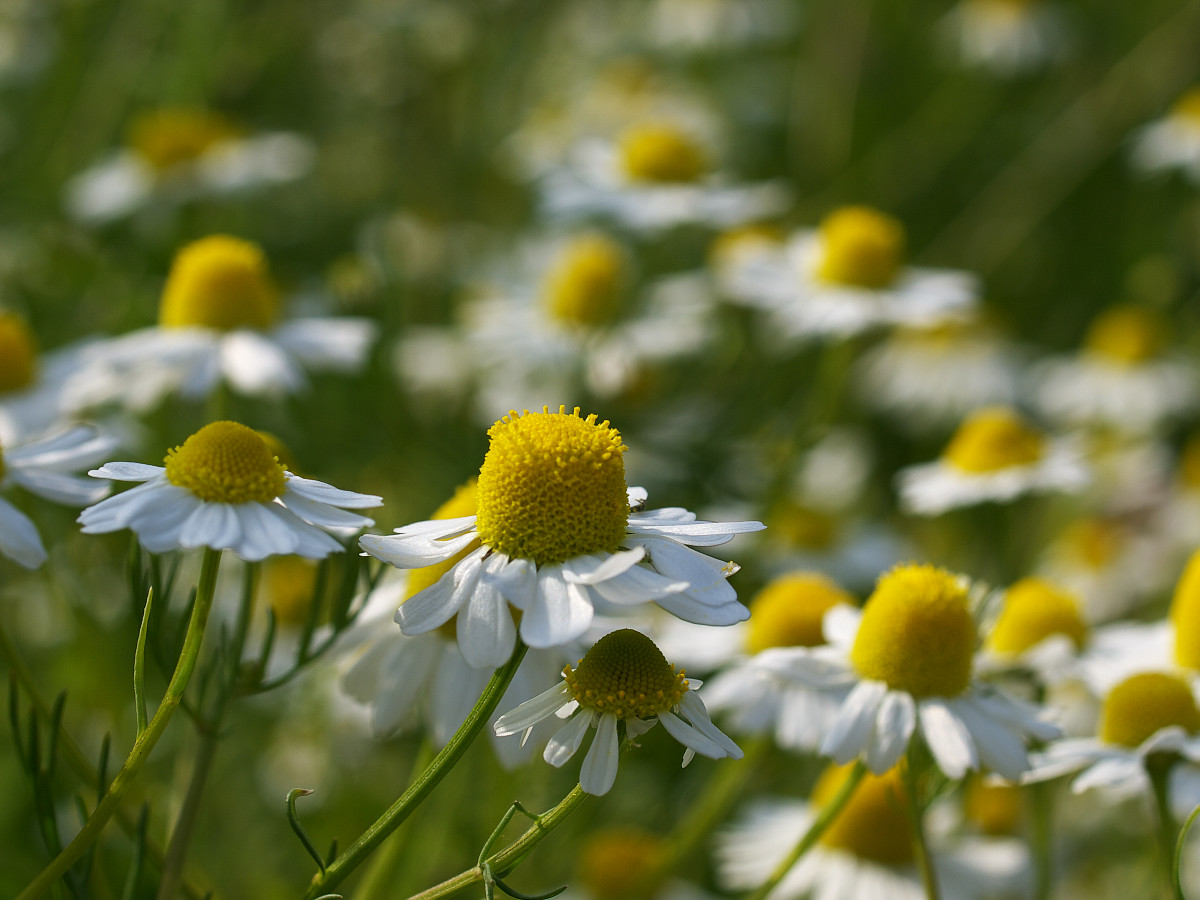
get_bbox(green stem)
[743,759,868,900]
[1174,801,1200,900]
[303,640,530,898]
[901,754,940,900]
[406,783,590,900]
[17,547,223,900]
[1147,755,1185,900]
[1029,779,1054,900]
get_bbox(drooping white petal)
[919,698,978,779]
[220,330,306,395]
[520,565,595,648]
[178,502,242,551]
[273,317,378,370]
[494,683,573,736]
[284,474,382,509]
[394,547,487,634]
[561,547,646,585]
[820,679,888,763]
[360,528,479,568]
[677,691,742,758]
[458,576,517,669]
[87,462,165,482]
[369,636,440,736]
[952,694,1030,780]
[281,490,375,530]
[543,712,594,767]
[659,710,728,759]
[0,497,47,569]
[579,713,621,795]
[9,469,112,505]
[626,518,765,546]
[865,689,916,773]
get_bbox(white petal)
[820,679,888,763]
[178,502,242,551]
[626,518,765,546]
[919,698,979,779]
[284,474,382,509]
[220,330,305,395]
[678,691,743,758]
[369,636,440,735]
[10,469,111,505]
[579,713,621,795]
[88,462,165,483]
[394,548,485,634]
[360,528,479,568]
[865,690,916,773]
[273,317,377,370]
[494,683,573,736]
[561,547,646,585]
[281,490,374,530]
[458,576,516,669]
[543,712,593,767]
[0,497,46,568]
[659,710,728,759]
[520,566,595,648]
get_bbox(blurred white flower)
[1130,87,1200,183]
[939,0,1067,76]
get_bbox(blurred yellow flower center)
[618,123,708,183]
[745,572,854,654]
[1057,517,1123,570]
[987,577,1087,655]
[1171,549,1200,669]
[576,828,665,900]
[159,235,279,332]
[815,206,905,289]
[542,234,625,326]
[0,312,37,393]
[263,556,320,627]
[1179,433,1200,489]
[813,763,913,864]
[851,564,976,698]
[1083,305,1164,365]
[1171,87,1200,126]
[943,407,1045,473]
[1099,672,1200,748]
[165,420,287,504]
[475,406,628,565]
[964,778,1023,836]
[766,501,839,550]
[127,108,240,171]
[565,628,688,719]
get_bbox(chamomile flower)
[78,420,381,562]
[722,206,979,343]
[1028,305,1198,435]
[979,577,1088,675]
[784,563,1060,779]
[360,406,763,667]
[493,628,741,795]
[717,763,1030,900]
[70,235,378,410]
[65,108,315,224]
[538,121,788,233]
[0,425,117,569]
[1130,87,1200,183]
[938,0,1067,76]
[897,406,1089,515]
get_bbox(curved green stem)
[1029,779,1054,900]
[1147,754,1186,900]
[1174,801,1200,900]
[901,754,940,900]
[743,759,867,900]
[303,640,529,898]
[17,547,223,900]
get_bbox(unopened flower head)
[494,628,741,795]
[159,235,279,332]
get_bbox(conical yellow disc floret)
[745,572,854,654]
[542,234,626,327]
[815,206,905,290]
[0,312,37,393]
[164,421,287,504]
[813,763,913,864]
[1082,305,1164,365]
[127,108,239,171]
[159,235,279,332]
[565,629,688,720]
[987,577,1087,655]
[1172,549,1200,669]
[474,406,628,565]
[942,407,1045,473]
[1099,672,1200,748]
[576,828,665,900]
[1172,87,1200,125]
[618,123,708,183]
[850,564,976,698]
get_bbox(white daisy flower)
[938,0,1067,76]
[783,563,1060,780]
[716,763,1031,900]
[78,420,381,562]
[360,406,763,668]
[68,235,377,411]
[493,628,741,795]
[65,108,315,224]
[1130,87,1200,183]
[0,425,118,569]
[976,576,1089,687]
[721,205,979,343]
[1028,305,1198,435]
[538,121,789,233]
[897,406,1089,515]
[641,0,800,55]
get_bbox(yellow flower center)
[618,123,708,184]
[813,763,913,864]
[745,572,854,654]
[1171,87,1200,126]
[1082,305,1165,365]
[942,406,1045,473]
[766,501,839,550]
[474,407,628,565]
[576,828,665,900]
[159,235,279,332]
[1179,433,1200,490]
[1099,672,1200,748]
[986,577,1087,655]
[0,312,37,394]
[1171,549,1200,670]
[565,629,688,720]
[1056,517,1123,570]
[126,108,240,171]
[263,556,321,627]
[542,234,626,327]
[963,777,1023,836]
[815,206,906,290]
[850,564,976,698]
[164,420,287,504]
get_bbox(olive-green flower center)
[618,123,708,183]
[987,577,1087,655]
[164,420,287,504]
[814,763,913,864]
[542,234,626,327]
[159,235,279,332]
[474,406,629,565]
[577,828,665,900]
[943,406,1045,473]
[127,108,240,171]
[745,572,854,654]
[850,564,976,698]
[1083,305,1164,365]
[815,206,905,290]
[1099,672,1200,748]
[565,629,687,720]
[0,312,37,394]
